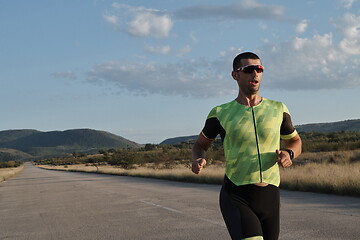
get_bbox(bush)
[108,150,137,169]
[0,161,22,168]
[300,131,360,152]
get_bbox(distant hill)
[0,129,141,160]
[0,129,40,143]
[160,135,199,145]
[160,119,360,145]
[296,119,360,133]
[0,148,33,161]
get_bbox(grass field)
[280,162,360,196]
[38,164,226,184]
[0,165,24,183]
[38,150,360,197]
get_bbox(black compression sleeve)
[280,112,296,135]
[201,117,226,140]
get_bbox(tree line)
[0,152,23,168]
[300,131,360,152]
[12,131,360,169]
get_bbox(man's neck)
[235,94,262,107]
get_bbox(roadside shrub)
[0,161,22,168]
[108,150,137,169]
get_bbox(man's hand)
[276,149,293,168]
[191,158,207,174]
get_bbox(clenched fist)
[276,149,293,168]
[192,158,207,174]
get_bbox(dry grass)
[38,149,360,196]
[280,162,360,196]
[294,150,360,165]
[279,150,360,196]
[0,165,24,183]
[38,164,225,184]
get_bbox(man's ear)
[231,71,238,80]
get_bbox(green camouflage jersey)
[201,98,298,187]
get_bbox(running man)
[191,52,302,240]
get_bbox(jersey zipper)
[251,106,262,182]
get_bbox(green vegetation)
[0,161,23,168]
[0,129,40,143]
[35,131,360,168]
[160,119,360,145]
[0,152,17,162]
[300,131,360,152]
[0,129,141,159]
[35,131,360,197]
[36,145,194,170]
[0,151,24,168]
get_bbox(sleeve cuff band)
[281,130,298,140]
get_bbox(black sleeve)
[202,117,226,141]
[280,112,296,135]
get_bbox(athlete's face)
[232,58,263,96]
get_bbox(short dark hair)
[233,52,261,71]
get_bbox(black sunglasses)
[237,65,264,74]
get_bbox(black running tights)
[219,183,280,240]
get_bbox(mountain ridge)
[0,128,141,160]
[1,118,358,160]
[160,119,360,145]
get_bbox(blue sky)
[1,0,359,144]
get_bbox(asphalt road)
[0,163,359,240]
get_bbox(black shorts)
[219,176,280,240]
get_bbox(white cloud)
[333,13,360,54]
[190,32,199,44]
[86,28,360,97]
[339,39,360,55]
[145,45,171,55]
[259,33,360,90]
[219,47,243,57]
[296,19,308,34]
[107,3,173,38]
[127,12,173,38]
[333,14,360,38]
[103,14,119,26]
[177,45,192,57]
[94,8,360,97]
[50,71,77,80]
[174,0,285,20]
[86,58,235,98]
[258,21,268,30]
[88,30,360,98]
[341,0,356,9]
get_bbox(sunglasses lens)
[243,66,255,73]
[242,66,263,73]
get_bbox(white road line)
[197,217,226,227]
[139,200,226,227]
[140,200,183,214]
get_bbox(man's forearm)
[284,136,302,159]
[192,142,207,160]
